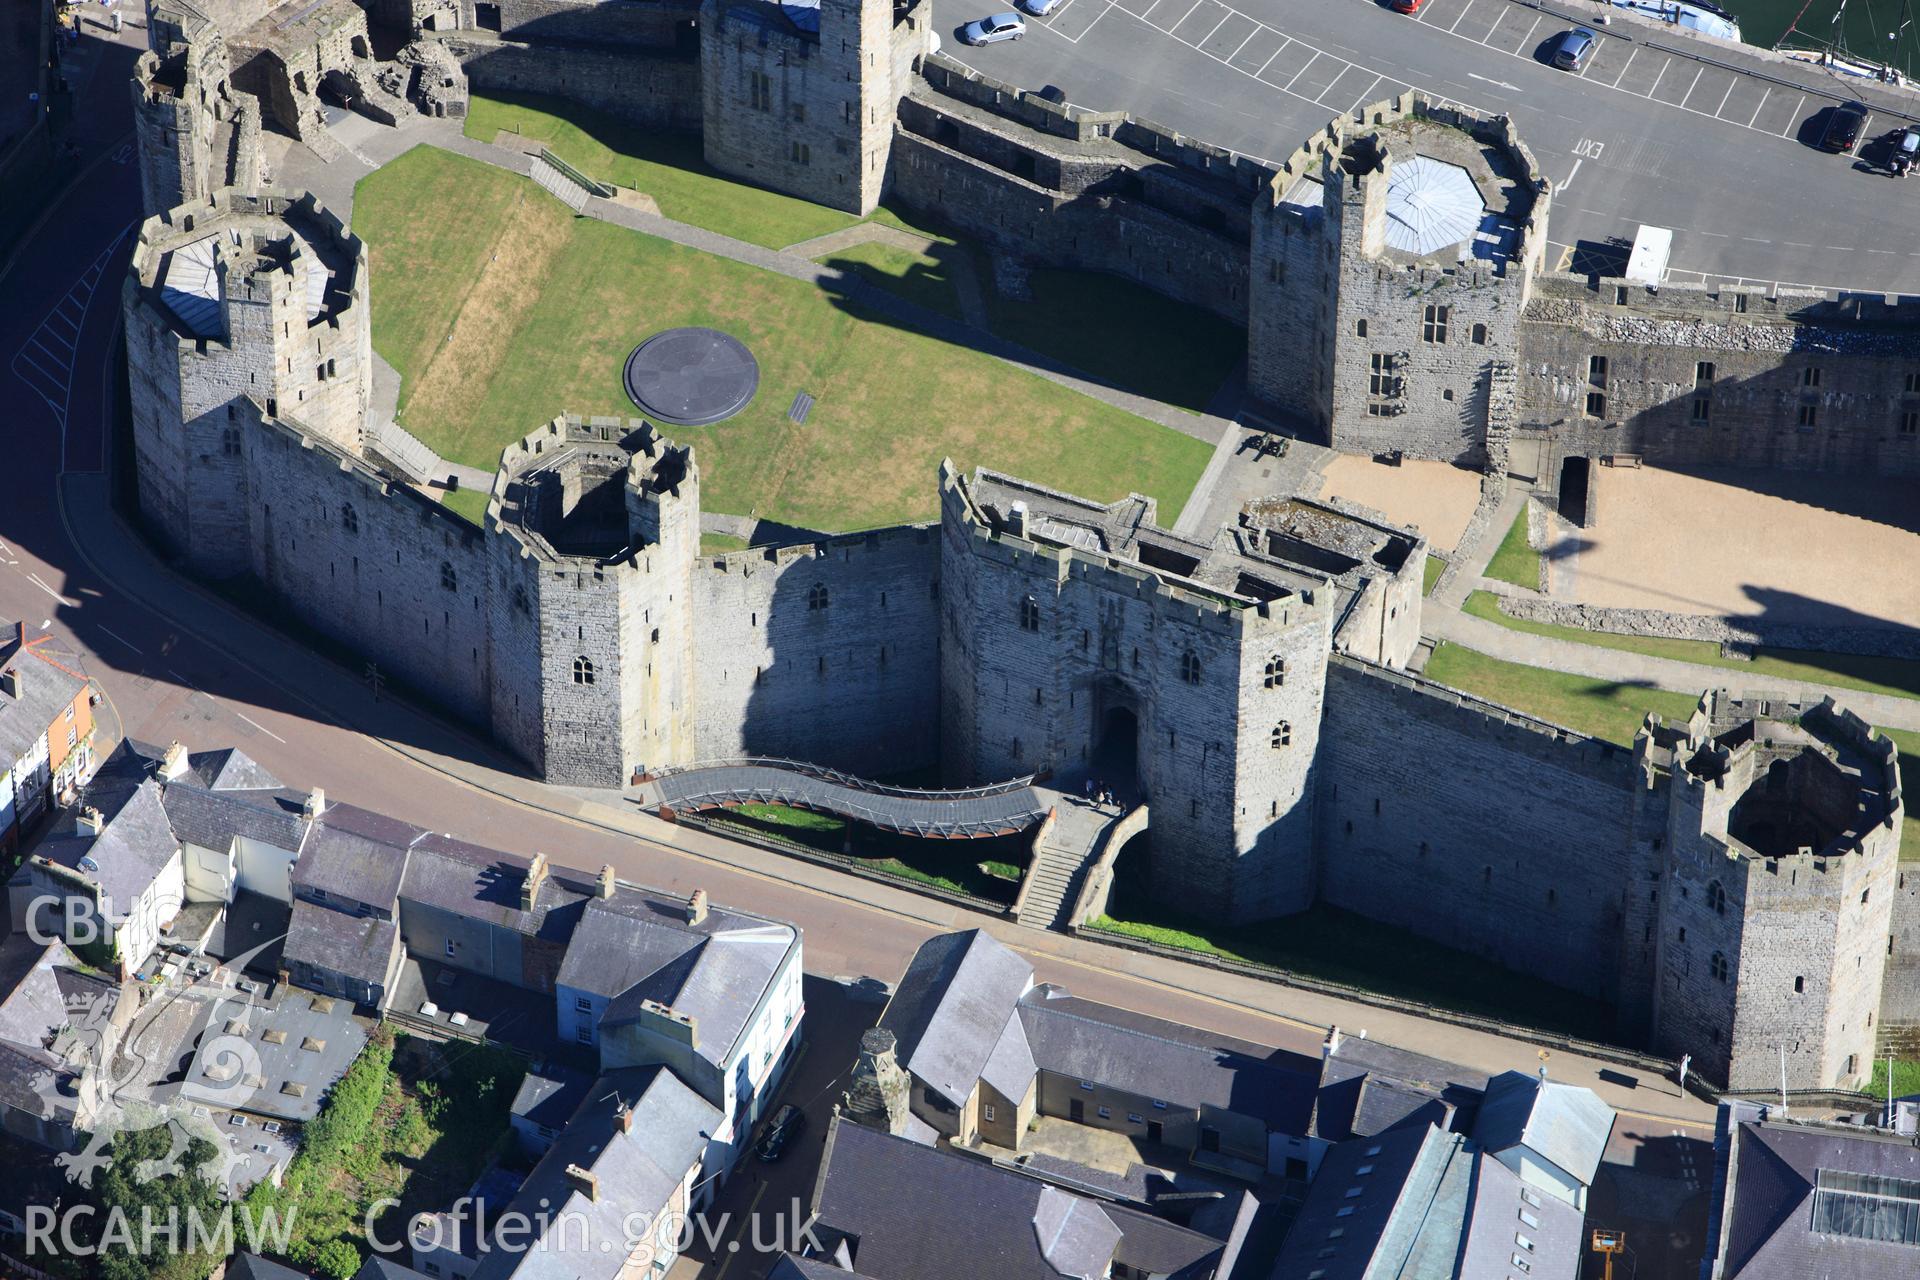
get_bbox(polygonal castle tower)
[1249,93,1551,467]
[700,0,932,214]
[122,188,371,576]
[486,417,701,787]
[1629,692,1903,1092]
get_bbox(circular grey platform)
[623,327,760,426]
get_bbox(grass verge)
[1482,508,1540,590]
[1086,899,1616,1041]
[1881,727,1920,861]
[1462,591,1920,702]
[440,487,490,527]
[700,531,752,555]
[1868,1056,1920,1101]
[354,147,1211,533]
[717,802,1025,901]
[464,91,859,249]
[819,239,967,322]
[1422,553,1444,596]
[1422,641,1701,745]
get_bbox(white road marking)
[1467,71,1519,92]
[98,626,144,655]
[1609,48,1637,88]
[235,711,287,744]
[1781,94,1805,137]
[1283,50,1323,90]
[27,572,75,606]
[1714,77,1737,117]
[1198,11,1231,43]
[1746,86,1770,127]
[1553,157,1583,193]
[1447,0,1476,33]
[1254,36,1291,75]
[1675,66,1705,109]
[1227,27,1256,58]
[1167,0,1204,30]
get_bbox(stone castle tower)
[938,470,1363,922]
[1626,693,1903,1092]
[122,189,371,575]
[1249,96,1550,467]
[488,419,702,787]
[133,3,262,219]
[699,0,931,214]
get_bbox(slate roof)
[565,892,796,1069]
[1715,1118,1920,1279]
[1472,1070,1615,1187]
[1269,1118,1584,1280]
[0,621,88,766]
[29,772,181,920]
[510,1065,592,1133]
[766,1256,887,1280]
[283,898,402,989]
[0,934,78,1054]
[877,929,1034,1107]
[353,1259,433,1280]
[291,802,420,910]
[160,782,311,856]
[230,1252,317,1280]
[813,1119,1223,1280]
[1017,985,1318,1131]
[472,1065,720,1280]
[400,836,585,941]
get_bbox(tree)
[86,1127,226,1280]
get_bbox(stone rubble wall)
[1493,596,1920,660]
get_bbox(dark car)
[1820,101,1869,153]
[755,1104,806,1162]
[1548,27,1597,71]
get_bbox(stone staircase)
[365,418,443,485]
[1016,797,1117,931]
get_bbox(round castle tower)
[123,188,371,576]
[1634,691,1903,1092]
[486,415,701,787]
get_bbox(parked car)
[1389,0,1423,14]
[1547,27,1597,71]
[1891,123,1918,173]
[960,11,1026,43]
[1016,0,1061,15]
[756,1104,807,1162]
[1819,101,1869,153]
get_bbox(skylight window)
[1812,1168,1920,1246]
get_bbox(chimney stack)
[616,1105,635,1135]
[687,887,708,926]
[1008,500,1028,539]
[0,666,21,701]
[1322,1025,1342,1060]
[159,741,189,780]
[522,853,550,911]
[303,788,326,819]
[596,864,616,900]
[563,1163,598,1203]
[77,807,105,837]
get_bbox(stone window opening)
[1798,404,1817,428]
[1471,323,1488,344]
[1271,721,1291,749]
[1034,686,1043,706]
[1678,926,1686,942]
[440,562,457,591]
[1906,372,1920,392]
[572,656,595,685]
[1588,355,1608,389]
[341,503,358,533]
[1794,975,1804,993]
[1421,304,1449,344]
[1804,366,1821,388]
[1696,361,1716,386]
[222,427,241,456]
[1180,650,1202,684]
[1901,410,1917,435]
[1355,319,1367,338]
[1264,656,1286,688]
[1707,879,1725,915]
[790,141,812,166]
[1692,397,1711,423]
[1019,596,1041,632]
[1585,391,1607,419]
[749,71,771,111]
[808,583,830,610]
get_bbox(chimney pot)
[303,788,326,818]
[596,864,616,899]
[522,853,550,911]
[78,807,105,837]
[687,888,708,926]
[0,667,20,701]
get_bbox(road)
[0,30,1712,1272]
[932,0,1920,293]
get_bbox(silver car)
[1017,0,1061,15]
[961,11,1026,43]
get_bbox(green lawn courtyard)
[1482,508,1540,590]
[353,146,1212,533]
